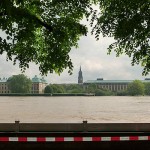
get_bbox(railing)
[0,121,150,132]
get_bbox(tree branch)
[35,18,53,32]
[0,7,53,32]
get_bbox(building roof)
[32,75,47,83]
[32,75,42,83]
[84,79,150,84]
[0,77,8,83]
[41,77,47,83]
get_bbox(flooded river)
[0,96,150,123]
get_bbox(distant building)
[78,66,83,84]
[0,77,10,93]
[32,75,47,93]
[0,75,47,94]
[84,78,150,92]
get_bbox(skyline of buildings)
[77,67,150,92]
[0,66,150,94]
[0,75,47,94]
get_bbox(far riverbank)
[0,93,95,96]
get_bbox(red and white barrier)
[0,136,150,142]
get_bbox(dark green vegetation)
[116,80,150,96]
[44,83,115,96]
[44,80,150,96]
[7,74,32,93]
[144,82,150,95]
[44,83,113,96]
[127,80,145,96]
[93,0,150,75]
[44,84,85,94]
[45,84,65,93]
[0,0,149,75]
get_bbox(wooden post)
[15,120,20,132]
[83,120,88,132]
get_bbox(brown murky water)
[0,96,150,123]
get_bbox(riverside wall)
[0,121,150,149]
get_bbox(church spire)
[78,66,83,84]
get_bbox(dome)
[32,75,42,83]
[40,77,47,83]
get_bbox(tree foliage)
[144,82,150,95]
[44,84,65,93]
[93,0,150,75]
[0,0,92,75]
[0,0,149,75]
[127,80,145,96]
[64,84,84,93]
[44,85,53,93]
[95,89,114,96]
[86,83,97,93]
[44,83,117,95]
[7,74,32,93]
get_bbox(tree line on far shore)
[44,80,150,96]
[44,84,114,96]
[6,74,150,96]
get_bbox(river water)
[0,96,150,123]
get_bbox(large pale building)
[78,67,150,92]
[0,75,47,94]
[84,78,150,92]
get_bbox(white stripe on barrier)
[138,136,148,140]
[101,137,111,141]
[0,136,150,142]
[120,137,129,141]
[64,137,74,141]
[46,137,55,142]
[9,137,18,142]
[27,137,36,142]
[83,137,92,141]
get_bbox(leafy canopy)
[44,84,65,93]
[127,80,145,96]
[144,82,150,95]
[7,74,32,93]
[0,0,149,75]
[93,0,150,75]
[0,0,92,75]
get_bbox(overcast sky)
[0,29,149,84]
